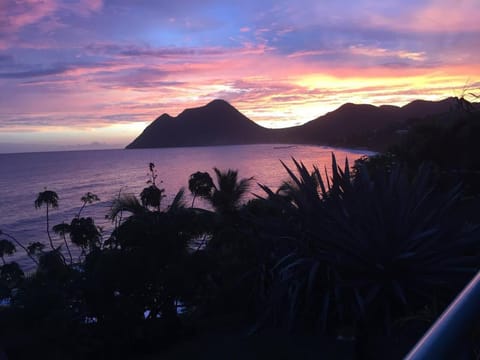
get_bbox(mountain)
[126,99,273,148]
[275,97,460,147]
[126,97,471,150]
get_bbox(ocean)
[0,144,373,270]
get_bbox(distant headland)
[126,97,476,151]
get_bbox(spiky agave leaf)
[168,188,188,213]
[260,155,479,334]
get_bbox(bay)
[0,144,373,270]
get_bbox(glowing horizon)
[1,0,479,152]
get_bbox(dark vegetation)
[1,100,480,359]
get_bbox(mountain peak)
[178,99,236,118]
[205,99,232,107]
[126,99,268,149]
[203,99,237,112]
[338,102,356,109]
[155,113,173,121]
[335,102,378,114]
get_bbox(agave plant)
[259,154,480,335]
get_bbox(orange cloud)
[348,46,426,61]
[1,39,479,147]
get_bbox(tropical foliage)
[0,141,479,359]
[256,157,479,336]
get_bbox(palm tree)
[109,193,146,221]
[35,189,59,250]
[207,168,253,214]
[195,168,253,263]
[106,188,196,322]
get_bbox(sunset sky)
[1,0,479,152]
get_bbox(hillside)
[126,97,469,150]
[126,99,273,148]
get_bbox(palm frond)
[108,193,145,220]
[168,188,188,213]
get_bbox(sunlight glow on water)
[0,144,373,270]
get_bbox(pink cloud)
[1,39,479,136]
[0,0,103,50]
[84,0,102,12]
[0,40,8,50]
[62,0,103,16]
[367,0,480,32]
[414,0,480,32]
[1,0,59,32]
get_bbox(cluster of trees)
[357,100,480,220]
[1,108,480,359]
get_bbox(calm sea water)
[0,144,372,270]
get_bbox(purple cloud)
[0,66,69,78]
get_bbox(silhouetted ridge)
[126,97,477,150]
[126,99,272,148]
[400,97,457,118]
[337,103,377,112]
[157,113,173,120]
